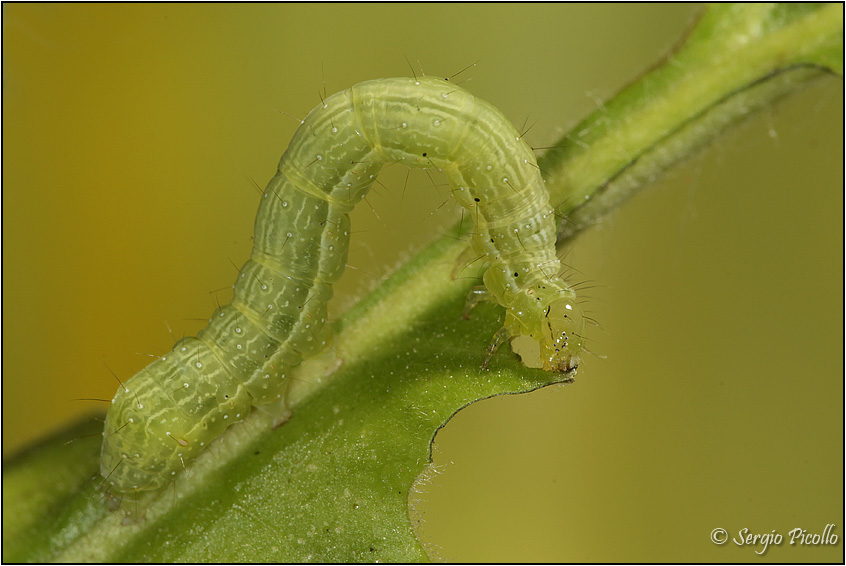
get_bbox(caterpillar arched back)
[101,76,584,494]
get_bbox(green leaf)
[3,3,841,562]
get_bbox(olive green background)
[3,4,842,562]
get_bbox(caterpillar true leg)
[461,285,490,320]
[482,326,511,370]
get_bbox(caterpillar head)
[539,298,584,373]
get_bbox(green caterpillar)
[101,76,584,494]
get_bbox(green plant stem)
[3,4,841,562]
[540,3,842,235]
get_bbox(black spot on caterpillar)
[101,76,584,494]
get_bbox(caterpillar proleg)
[101,76,584,494]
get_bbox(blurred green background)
[3,4,842,562]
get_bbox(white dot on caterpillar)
[433,119,441,127]
[195,362,203,368]
[486,165,492,171]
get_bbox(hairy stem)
[540,3,842,237]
